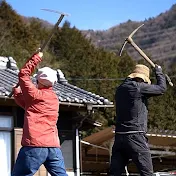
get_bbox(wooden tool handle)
[129,38,155,68]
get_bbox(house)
[0,56,114,176]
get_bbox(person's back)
[22,86,59,146]
[115,78,149,133]
[110,64,167,176]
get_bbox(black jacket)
[115,67,167,133]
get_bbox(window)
[0,115,13,176]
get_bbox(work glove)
[35,48,43,58]
[36,52,43,58]
[12,84,21,95]
[154,64,162,72]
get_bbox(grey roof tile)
[0,69,113,106]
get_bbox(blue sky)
[5,0,176,30]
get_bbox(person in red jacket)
[12,52,68,176]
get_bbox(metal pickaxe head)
[41,8,70,17]
[39,9,70,52]
[119,24,144,56]
[119,23,174,87]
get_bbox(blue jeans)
[12,146,68,176]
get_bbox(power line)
[67,78,125,81]
[67,75,176,81]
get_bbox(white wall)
[0,115,13,176]
[61,140,74,169]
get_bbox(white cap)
[36,67,57,87]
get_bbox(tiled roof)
[0,68,114,108]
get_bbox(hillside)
[21,4,176,68]
[0,1,176,131]
[82,4,176,68]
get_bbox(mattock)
[119,24,173,87]
[40,9,70,51]
[8,9,70,98]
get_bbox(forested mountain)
[83,4,176,69]
[0,1,176,131]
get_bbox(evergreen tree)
[0,1,175,131]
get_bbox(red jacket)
[14,54,60,147]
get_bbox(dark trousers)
[110,133,153,176]
[12,146,68,176]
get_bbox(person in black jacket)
[110,64,167,176]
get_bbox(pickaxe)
[119,24,173,87]
[8,9,69,98]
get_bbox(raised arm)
[18,52,43,102]
[139,65,167,96]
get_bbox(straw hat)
[128,64,151,84]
